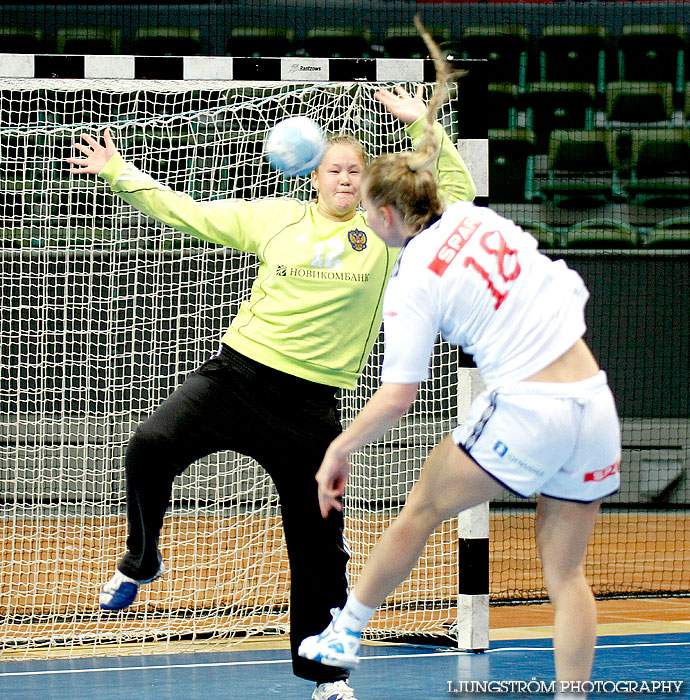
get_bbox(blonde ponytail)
[364,16,467,235]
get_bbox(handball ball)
[265,116,327,177]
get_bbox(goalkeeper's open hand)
[67,127,118,175]
[374,84,426,125]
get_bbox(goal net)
[0,78,465,657]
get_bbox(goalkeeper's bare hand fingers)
[374,83,425,124]
[102,127,117,153]
[66,129,116,174]
[65,157,91,175]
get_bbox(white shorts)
[451,371,621,502]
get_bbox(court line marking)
[2,641,689,678]
[491,641,690,652]
[0,652,461,677]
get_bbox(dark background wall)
[2,2,689,56]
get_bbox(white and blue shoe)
[312,679,357,700]
[99,563,166,611]
[299,608,361,670]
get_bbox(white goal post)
[0,57,488,658]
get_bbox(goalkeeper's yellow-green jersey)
[99,118,475,389]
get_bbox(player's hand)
[315,445,351,518]
[67,127,118,175]
[374,84,426,124]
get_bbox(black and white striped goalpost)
[455,370,490,652]
[454,58,490,653]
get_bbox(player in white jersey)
[299,20,621,700]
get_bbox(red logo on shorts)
[584,458,620,483]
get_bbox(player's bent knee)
[125,423,178,464]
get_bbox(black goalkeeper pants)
[117,344,350,684]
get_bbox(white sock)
[336,594,376,633]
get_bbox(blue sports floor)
[1,633,688,700]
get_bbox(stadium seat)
[488,128,537,204]
[644,218,690,248]
[0,27,43,53]
[0,226,43,248]
[383,26,451,59]
[565,219,638,248]
[0,227,20,248]
[522,82,596,152]
[57,28,122,55]
[540,130,620,207]
[605,81,675,126]
[538,25,608,94]
[225,28,295,57]
[684,82,690,123]
[487,84,520,129]
[0,178,28,230]
[618,25,686,97]
[132,27,202,56]
[460,26,529,89]
[626,128,690,206]
[304,27,373,58]
[42,227,114,248]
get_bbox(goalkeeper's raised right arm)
[66,128,284,254]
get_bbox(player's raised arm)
[376,82,476,205]
[65,125,271,252]
[374,84,426,125]
[67,127,118,175]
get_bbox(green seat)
[488,129,536,204]
[606,81,674,125]
[0,27,43,53]
[618,25,686,96]
[304,27,373,58]
[0,173,30,225]
[57,27,122,55]
[538,25,608,94]
[684,83,690,123]
[148,232,209,251]
[488,83,519,129]
[383,26,451,59]
[460,26,529,89]
[0,227,43,248]
[132,27,202,56]
[43,227,114,247]
[566,220,638,249]
[626,128,690,206]
[540,130,621,207]
[523,82,596,152]
[0,224,111,248]
[645,218,690,248]
[225,28,295,57]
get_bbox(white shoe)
[99,563,166,611]
[299,608,361,670]
[312,679,357,700]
